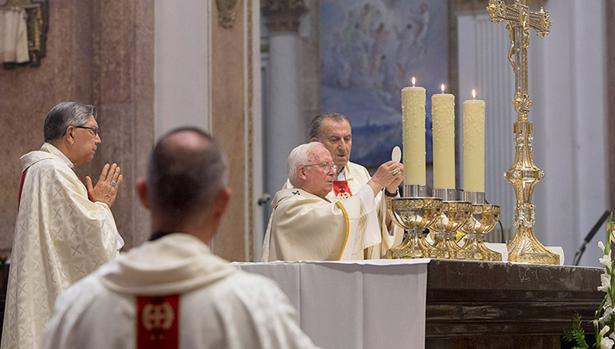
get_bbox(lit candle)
[463,89,486,193]
[432,83,456,189]
[401,77,426,185]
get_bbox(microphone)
[573,210,611,266]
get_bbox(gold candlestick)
[487,0,559,264]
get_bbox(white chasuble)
[282,161,403,259]
[334,162,404,258]
[2,143,123,349]
[262,186,381,262]
[43,234,318,349]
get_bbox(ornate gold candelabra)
[487,0,558,264]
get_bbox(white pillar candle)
[463,89,486,193]
[401,77,426,185]
[432,84,456,189]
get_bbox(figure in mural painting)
[369,22,391,85]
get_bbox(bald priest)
[262,142,403,261]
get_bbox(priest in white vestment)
[43,128,317,349]
[2,102,124,349]
[282,113,404,258]
[263,142,403,261]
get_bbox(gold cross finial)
[486,0,550,117]
[487,0,550,35]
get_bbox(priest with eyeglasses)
[1,102,124,349]
[262,142,403,261]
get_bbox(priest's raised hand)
[368,160,404,195]
[86,163,123,206]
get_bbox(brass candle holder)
[389,197,443,258]
[457,203,502,261]
[428,200,473,259]
[388,185,442,259]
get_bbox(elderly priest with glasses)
[1,102,124,349]
[262,142,403,261]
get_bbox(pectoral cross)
[487,0,550,119]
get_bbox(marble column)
[262,0,307,195]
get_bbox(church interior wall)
[209,1,248,261]
[0,0,613,266]
[531,0,608,266]
[261,0,611,266]
[454,0,609,266]
[0,0,155,254]
[299,0,321,136]
[154,0,211,138]
[609,1,615,217]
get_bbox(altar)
[236,259,602,349]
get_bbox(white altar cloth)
[235,259,429,349]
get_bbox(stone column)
[262,0,307,195]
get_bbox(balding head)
[146,128,227,221]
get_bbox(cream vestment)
[1,143,123,349]
[43,233,318,349]
[280,161,403,259]
[262,185,382,261]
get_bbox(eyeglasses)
[75,125,100,137]
[303,162,337,172]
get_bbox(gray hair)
[288,142,321,186]
[147,127,228,218]
[308,112,351,140]
[44,102,97,142]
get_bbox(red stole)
[17,169,28,209]
[333,180,352,199]
[136,295,180,349]
[17,169,94,210]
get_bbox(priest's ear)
[298,165,309,182]
[136,177,150,209]
[211,186,231,220]
[64,126,77,145]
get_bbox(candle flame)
[472,89,476,99]
[440,84,445,93]
[411,77,416,87]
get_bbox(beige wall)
[0,1,257,261]
[0,0,155,252]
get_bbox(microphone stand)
[572,210,611,266]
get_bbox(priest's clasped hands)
[368,161,404,196]
[85,163,123,207]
